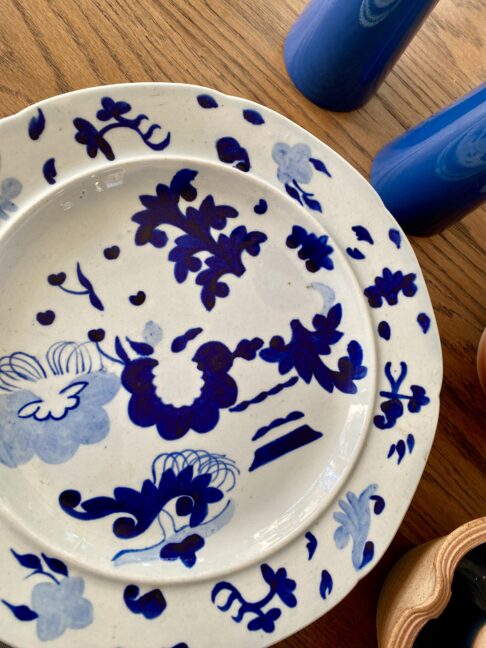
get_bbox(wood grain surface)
[0,1,484,647]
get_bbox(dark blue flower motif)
[212,563,297,634]
[73,96,170,160]
[132,169,267,311]
[364,267,417,308]
[259,305,367,394]
[121,336,263,439]
[286,225,334,272]
[160,534,205,568]
[0,177,22,221]
[59,449,239,568]
[96,97,131,121]
[0,342,120,467]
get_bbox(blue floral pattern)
[272,142,331,212]
[2,549,93,642]
[364,268,417,308]
[59,449,239,567]
[0,177,22,221]
[212,563,297,634]
[333,484,385,570]
[73,96,170,161]
[0,342,119,467]
[131,169,267,311]
[286,225,334,272]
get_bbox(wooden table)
[0,1,484,646]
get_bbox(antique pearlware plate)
[0,84,442,648]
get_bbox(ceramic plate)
[0,84,441,648]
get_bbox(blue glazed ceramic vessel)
[371,83,486,235]
[285,0,439,111]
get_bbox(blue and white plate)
[0,84,442,648]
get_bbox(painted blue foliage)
[0,177,22,221]
[171,327,203,353]
[417,312,431,334]
[0,342,120,467]
[378,321,391,341]
[243,109,265,125]
[253,411,304,441]
[319,570,333,599]
[254,198,268,214]
[389,228,401,249]
[2,549,92,641]
[352,225,374,245]
[28,108,46,140]
[286,225,334,272]
[388,433,415,464]
[374,361,430,431]
[59,449,238,567]
[48,262,104,311]
[259,305,367,395]
[36,310,55,326]
[43,158,57,185]
[216,137,251,172]
[346,247,365,260]
[123,585,166,620]
[212,563,297,634]
[197,94,218,109]
[230,376,299,413]
[364,267,417,308]
[132,169,266,311]
[272,143,331,212]
[122,334,263,440]
[305,532,318,560]
[333,484,385,570]
[74,96,170,161]
[249,424,323,471]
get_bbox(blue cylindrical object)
[371,83,486,236]
[285,0,439,111]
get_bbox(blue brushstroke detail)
[252,410,304,441]
[59,449,238,567]
[319,570,333,599]
[122,336,263,440]
[0,342,120,467]
[254,199,268,214]
[28,108,46,140]
[2,549,92,641]
[364,267,417,308]
[352,225,374,244]
[229,376,299,413]
[123,585,166,619]
[378,321,391,340]
[305,532,317,560]
[48,263,104,311]
[74,96,170,161]
[143,321,163,347]
[42,158,57,185]
[243,109,265,125]
[36,311,55,326]
[388,433,416,465]
[333,484,384,570]
[273,143,331,212]
[126,337,153,356]
[0,177,22,221]
[286,225,334,271]
[346,247,365,260]
[417,313,431,334]
[374,361,430,431]
[249,424,323,472]
[171,328,203,353]
[260,305,367,394]
[212,563,297,633]
[216,137,251,172]
[389,228,402,249]
[132,169,266,311]
[197,94,218,109]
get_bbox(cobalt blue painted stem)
[371,83,486,235]
[284,0,439,111]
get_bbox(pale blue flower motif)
[31,577,93,641]
[0,177,22,220]
[272,143,313,185]
[0,341,120,467]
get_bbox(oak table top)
[0,1,484,647]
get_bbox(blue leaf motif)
[43,158,57,185]
[309,157,332,177]
[41,553,68,577]
[352,225,374,245]
[76,263,104,311]
[285,182,303,204]
[11,550,42,571]
[319,570,333,599]
[302,194,322,212]
[28,108,46,140]
[364,268,417,308]
[305,532,318,560]
[216,137,251,172]
[346,247,365,260]
[123,585,167,620]
[286,225,334,272]
[2,600,38,621]
[389,228,401,249]
[197,94,218,109]
[243,109,265,125]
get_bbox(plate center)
[0,159,376,583]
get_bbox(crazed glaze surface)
[0,84,441,648]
